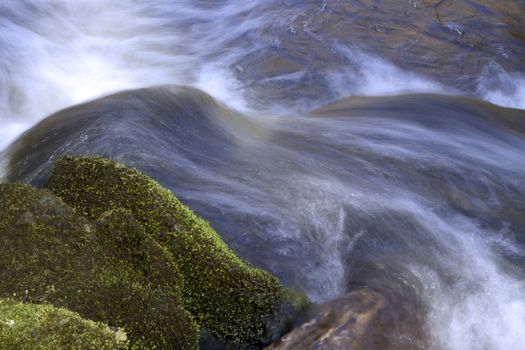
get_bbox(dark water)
[1,1,525,349]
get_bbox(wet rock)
[4,85,268,188]
[46,156,307,348]
[265,290,386,350]
[0,298,127,349]
[0,182,199,349]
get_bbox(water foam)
[0,0,250,153]
[477,61,525,110]
[273,176,349,302]
[328,46,447,99]
[409,211,525,350]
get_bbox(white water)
[1,1,525,349]
[0,0,247,150]
[1,0,524,152]
[478,62,525,110]
[328,45,448,99]
[401,203,525,350]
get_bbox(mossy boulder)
[46,156,306,347]
[0,183,199,349]
[0,298,126,349]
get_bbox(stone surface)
[265,290,386,350]
[0,298,127,350]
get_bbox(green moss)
[46,156,304,346]
[0,298,126,349]
[0,183,199,349]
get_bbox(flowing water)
[1,1,525,349]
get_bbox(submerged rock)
[0,298,127,350]
[0,182,199,349]
[265,290,386,350]
[4,85,251,187]
[45,156,306,347]
[231,0,525,107]
[313,93,525,136]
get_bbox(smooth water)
[1,1,525,349]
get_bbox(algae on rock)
[46,156,305,347]
[0,183,199,349]
[0,298,127,350]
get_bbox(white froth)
[479,70,525,110]
[0,0,250,153]
[195,63,250,113]
[405,207,525,350]
[328,46,447,98]
[267,175,351,302]
[476,61,525,110]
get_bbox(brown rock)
[265,290,386,350]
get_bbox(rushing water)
[1,1,525,349]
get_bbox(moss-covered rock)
[0,183,199,349]
[46,156,305,346]
[0,298,126,349]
